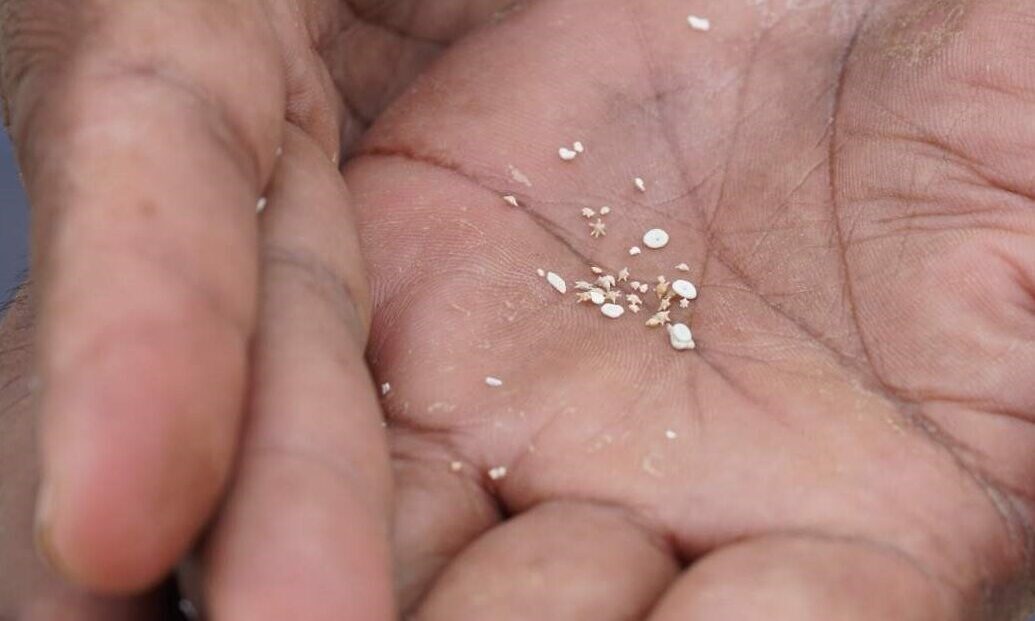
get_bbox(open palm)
[347,0,1035,618]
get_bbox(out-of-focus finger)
[0,289,176,619]
[2,0,286,592]
[201,125,393,620]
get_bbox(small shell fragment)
[668,323,696,351]
[488,466,508,480]
[600,206,612,216]
[502,195,520,207]
[559,147,578,161]
[629,246,642,256]
[573,141,585,154]
[380,382,391,396]
[256,197,268,214]
[688,15,711,31]
[547,272,567,294]
[485,376,504,387]
[634,177,647,193]
[601,303,625,319]
[591,266,604,275]
[676,263,690,272]
[618,267,630,282]
[589,290,606,305]
[646,311,671,327]
[672,279,698,300]
[643,228,670,249]
[450,461,463,472]
[537,268,546,277]
[665,429,678,440]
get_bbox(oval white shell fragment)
[629,246,642,256]
[643,228,670,249]
[600,206,611,215]
[573,141,585,153]
[537,268,546,277]
[665,429,678,440]
[546,271,567,294]
[688,15,711,31]
[672,279,698,300]
[667,323,696,351]
[601,303,625,319]
[485,376,504,387]
[634,177,647,193]
[256,197,268,213]
[559,147,578,161]
[589,290,606,305]
[450,461,463,472]
[502,195,519,207]
[488,466,508,480]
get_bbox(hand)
[340,0,1035,618]
[0,0,508,605]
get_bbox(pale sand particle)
[450,461,463,472]
[537,268,546,277]
[488,466,508,480]
[688,15,711,31]
[256,197,268,214]
[629,246,642,256]
[676,263,690,272]
[672,279,698,300]
[381,382,391,396]
[634,177,647,192]
[485,376,504,387]
[502,195,519,207]
[668,323,696,351]
[547,271,567,294]
[643,228,670,249]
[601,303,625,319]
[559,147,578,161]
[665,429,678,440]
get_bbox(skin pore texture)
[2,0,1035,619]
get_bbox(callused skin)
[3,0,1035,619]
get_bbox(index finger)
[3,0,287,593]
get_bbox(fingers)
[0,291,173,620]
[647,535,961,620]
[2,0,287,591]
[389,437,501,611]
[413,500,679,621]
[200,126,393,620]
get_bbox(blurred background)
[0,134,28,307]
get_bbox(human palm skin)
[3,0,1035,619]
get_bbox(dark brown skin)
[2,0,1035,618]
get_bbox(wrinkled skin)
[2,0,1035,618]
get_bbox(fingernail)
[33,481,65,575]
